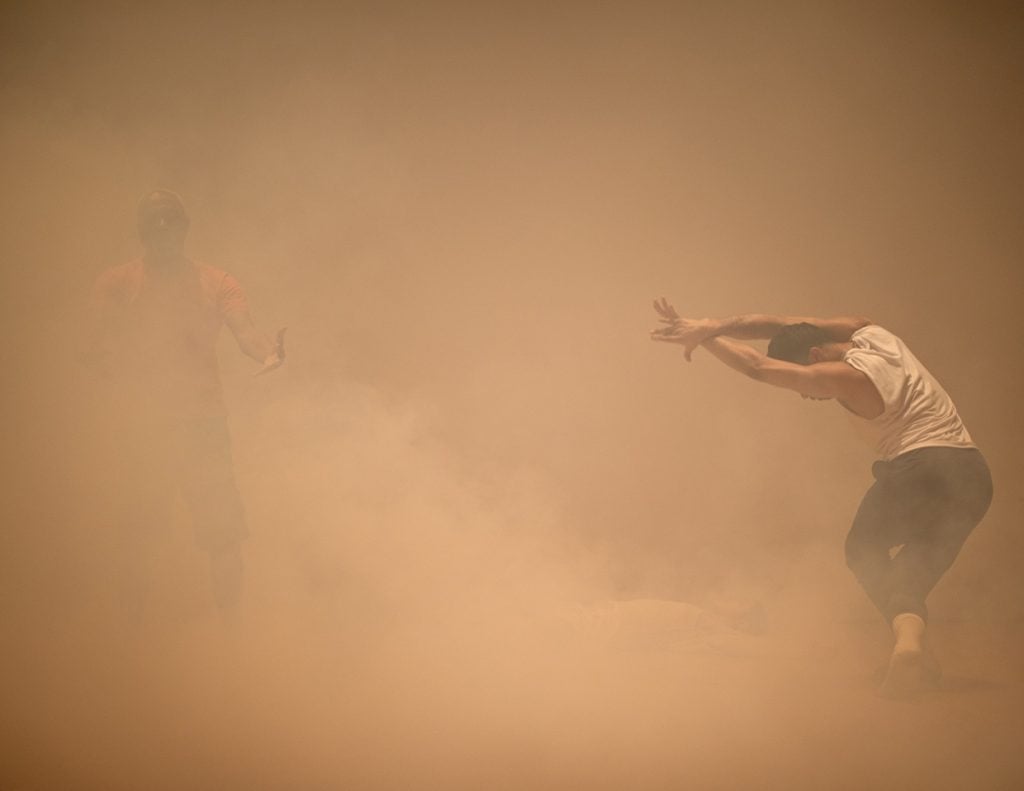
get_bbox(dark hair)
[766,322,832,364]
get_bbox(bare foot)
[879,648,925,699]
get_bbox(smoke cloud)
[2,2,1023,789]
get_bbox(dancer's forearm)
[706,314,871,342]
[701,336,767,379]
[706,315,797,340]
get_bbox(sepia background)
[2,2,1023,789]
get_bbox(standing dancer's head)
[137,190,189,264]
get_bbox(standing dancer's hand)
[255,328,287,376]
[650,299,717,361]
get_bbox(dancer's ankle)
[891,612,925,654]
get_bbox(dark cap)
[137,189,190,235]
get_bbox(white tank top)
[842,325,975,461]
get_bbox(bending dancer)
[650,300,991,697]
[87,190,285,620]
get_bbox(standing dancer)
[650,300,991,697]
[87,190,285,621]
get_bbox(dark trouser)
[845,446,992,624]
[117,416,248,551]
[116,416,247,612]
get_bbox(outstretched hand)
[255,327,287,376]
[649,299,715,361]
[652,297,681,328]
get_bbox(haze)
[2,2,1023,789]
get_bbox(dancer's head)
[767,322,837,365]
[137,189,189,261]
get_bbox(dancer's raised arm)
[651,298,871,360]
[698,336,883,418]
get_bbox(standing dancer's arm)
[219,276,287,376]
[227,314,287,376]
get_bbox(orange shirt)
[92,258,248,419]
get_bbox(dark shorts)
[845,446,992,622]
